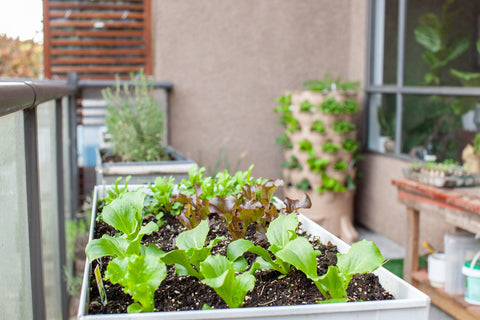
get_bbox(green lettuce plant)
[228,213,384,303]
[105,245,166,313]
[85,191,159,262]
[200,254,259,308]
[161,219,224,279]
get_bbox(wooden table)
[392,178,480,320]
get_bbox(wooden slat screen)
[43,0,152,80]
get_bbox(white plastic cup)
[428,253,445,288]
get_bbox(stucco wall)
[150,1,454,251]
[152,0,367,179]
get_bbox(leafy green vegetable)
[333,120,355,134]
[104,245,166,313]
[307,157,330,173]
[283,155,302,170]
[310,119,326,134]
[200,254,258,308]
[317,173,346,193]
[303,74,360,93]
[342,138,360,152]
[344,98,359,113]
[276,132,293,150]
[333,160,348,171]
[298,139,313,154]
[161,220,224,279]
[85,191,159,262]
[319,98,344,115]
[322,142,340,153]
[300,100,313,112]
[294,178,311,191]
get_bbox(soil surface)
[88,211,394,314]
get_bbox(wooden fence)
[43,0,152,80]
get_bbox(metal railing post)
[55,97,68,320]
[67,73,80,215]
[24,105,46,320]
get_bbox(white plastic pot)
[78,185,431,320]
[427,253,445,288]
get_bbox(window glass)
[368,93,397,153]
[405,0,480,86]
[371,0,398,85]
[401,95,480,161]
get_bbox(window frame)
[365,0,480,157]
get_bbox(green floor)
[382,257,426,279]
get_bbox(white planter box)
[96,146,196,185]
[78,186,430,320]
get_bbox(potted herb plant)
[96,70,195,185]
[274,74,361,243]
[77,166,430,319]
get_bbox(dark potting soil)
[88,211,394,314]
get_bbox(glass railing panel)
[0,112,32,319]
[37,100,63,320]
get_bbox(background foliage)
[0,35,43,78]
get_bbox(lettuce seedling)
[86,191,159,262]
[311,119,326,134]
[342,138,360,152]
[300,100,314,112]
[161,220,224,279]
[172,184,210,229]
[307,157,330,173]
[105,244,166,313]
[200,254,258,308]
[322,142,341,153]
[312,239,385,302]
[333,120,355,134]
[253,213,385,303]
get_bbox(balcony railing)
[0,75,173,320]
[0,79,76,320]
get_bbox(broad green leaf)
[138,221,159,237]
[266,213,298,253]
[275,237,319,279]
[105,253,167,313]
[442,36,469,64]
[175,219,209,251]
[85,235,130,262]
[102,191,146,237]
[414,25,441,52]
[314,265,348,300]
[200,254,255,308]
[336,239,384,276]
[162,249,201,278]
[188,237,224,267]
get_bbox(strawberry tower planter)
[275,76,361,243]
